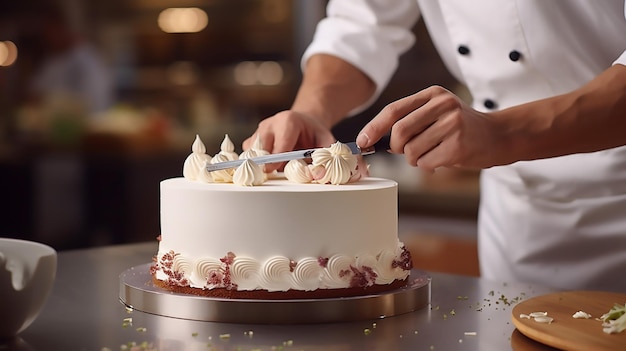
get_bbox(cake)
[151,135,413,299]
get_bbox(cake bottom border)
[119,263,431,324]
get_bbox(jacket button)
[509,50,522,62]
[484,99,497,109]
[457,45,470,55]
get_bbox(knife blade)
[205,134,390,172]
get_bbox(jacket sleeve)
[614,2,626,66]
[301,0,421,115]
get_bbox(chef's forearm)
[496,64,626,162]
[291,54,376,129]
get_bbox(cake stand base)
[119,263,431,324]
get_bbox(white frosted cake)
[151,135,412,299]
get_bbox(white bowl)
[0,238,57,340]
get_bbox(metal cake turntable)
[119,263,431,324]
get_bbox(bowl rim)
[0,238,57,255]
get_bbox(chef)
[244,0,626,292]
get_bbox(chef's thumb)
[356,118,391,149]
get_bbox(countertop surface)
[10,242,557,351]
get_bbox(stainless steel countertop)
[12,242,555,351]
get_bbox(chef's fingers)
[390,88,463,155]
[242,133,256,151]
[317,133,337,149]
[242,132,271,153]
[261,131,299,173]
[401,110,459,170]
[357,85,450,151]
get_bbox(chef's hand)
[243,110,336,173]
[356,86,508,172]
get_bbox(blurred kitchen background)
[0,0,480,275]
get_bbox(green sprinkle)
[192,332,199,337]
[136,327,147,332]
[219,333,231,340]
[122,317,133,328]
[364,328,372,335]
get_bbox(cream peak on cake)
[182,135,212,181]
[208,153,236,183]
[232,159,265,186]
[251,135,270,156]
[218,134,239,161]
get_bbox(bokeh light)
[257,61,283,85]
[158,8,208,33]
[0,41,18,67]
[234,61,284,86]
[234,61,259,86]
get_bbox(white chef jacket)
[303,0,626,292]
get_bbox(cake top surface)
[163,176,397,192]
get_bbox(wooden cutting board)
[511,291,626,351]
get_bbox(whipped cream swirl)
[219,134,239,161]
[183,135,212,180]
[233,159,265,186]
[250,135,270,157]
[196,160,214,183]
[209,153,234,182]
[291,257,324,291]
[311,142,358,185]
[230,257,260,290]
[257,257,293,292]
[284,159,313,183]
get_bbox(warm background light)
[257,61,283,85]
[158,7,208,33]
[233,61,258,86]
[0,41,18,67]
[233,61,284,86]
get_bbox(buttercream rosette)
[284,141,362,185]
